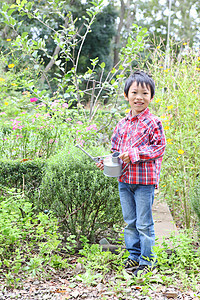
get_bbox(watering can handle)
[75,144,111,162]
[75,144,97,162]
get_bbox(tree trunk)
[40,18,69,83]
[113,0,125,66]
[113,0,136,67]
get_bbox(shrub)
[33,145,123,243]
[0,189,70,284]
[0,158,45,193]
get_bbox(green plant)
[0,158,45,192]
[148,45,200,229]
[0,0,148,162]
[68,230,200,296]
[154,230,200,290]
[0,188,75,285]
[33,145,123,242]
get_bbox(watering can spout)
[75,144,123,177]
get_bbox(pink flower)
[0,112,6,115]
[79,140,85,146]
[12,120,20,125]
[62,103,68,108]
[21,111,26,114]
[32,118,35,123]
[86,124,97,131]
[77,121,83,125]
[51,101,59,107]
[49,139,58,144]
[44,113,51,118]
[30,97,38,102]
[66,118,72,122]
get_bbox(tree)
[112,0,137,66]
[0,0,117,87]
[1,0,148,119]
[136,0,200,47]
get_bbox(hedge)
[0,146,123,242]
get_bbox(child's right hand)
[96,160,104,171]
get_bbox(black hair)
[124,71,155,99]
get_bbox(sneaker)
[132,265,156,277]
[124,258,139,273]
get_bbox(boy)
[97,70,166,277]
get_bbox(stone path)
[153,199,178,244]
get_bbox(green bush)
[0,146,123,243]
[0,189,70,284]
[0,158,46,193]
[33,145,123,243]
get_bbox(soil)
[0,258,199,300]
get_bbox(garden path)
[153,198,178,244]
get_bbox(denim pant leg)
[118,182,155,266]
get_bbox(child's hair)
[124,70,155,99]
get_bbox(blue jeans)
[118,182,156,266]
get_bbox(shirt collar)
[126,107,150,121]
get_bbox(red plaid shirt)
[111,108,166,187]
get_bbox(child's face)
[124,81,153,116]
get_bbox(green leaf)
[2,4,9,11]
[111,79,115,84]
[9,17,16,26]
[10,4,17,8]
[86,11,92,18]
[26,2,33,10]
[22,32,28,38]
[7,9,15,16]
[100,62,105,69]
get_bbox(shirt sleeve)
[111,123,121,152]
[128,120,166,163]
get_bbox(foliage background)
[0,0,200,235]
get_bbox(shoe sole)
[125,266,139,274]
[134,267,157,279]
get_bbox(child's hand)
[96,160,104,171]
[119,152,130,163]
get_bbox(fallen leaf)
[163,291,178,298]
[70,290,80,298]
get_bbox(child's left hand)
[119,152,130,163]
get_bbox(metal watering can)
[75,144,122,177]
